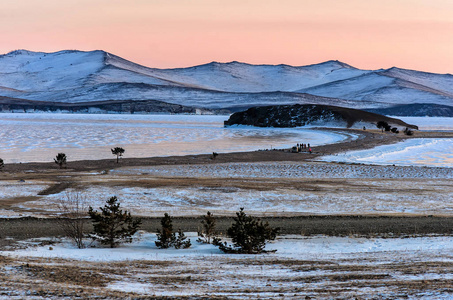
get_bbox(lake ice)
[0,113,350,163]
[0,114,452,167]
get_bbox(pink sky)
[1,0,452,73]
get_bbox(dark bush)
[88,196,141,248]
[213,208,279,254]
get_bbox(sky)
[1,0,452,73]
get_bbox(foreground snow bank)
[5,233,453,262]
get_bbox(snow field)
[2,159,453,218]
[0,180,49,199]
[12,176,453,217]
[2,233,453,298]
[6,233,453,262]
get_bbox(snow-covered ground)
[4,233,451,262]
[2,233,453,298]
[5,162,453,218]
[0,113,349,163]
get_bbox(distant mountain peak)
[4,49,40,56]
[312,60,357,69]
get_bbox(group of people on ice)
[293,143,312,153]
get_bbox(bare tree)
[55,192,89,249]
[111,147,125,163]
[54,153,67,169]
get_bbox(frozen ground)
[3,161,453,218]
[0,113,349,163]
[111,161,453,179]
[1,233,453,298]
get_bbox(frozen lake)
[320,138,453,168]
[319,117,453,168]
[0,113,349,163]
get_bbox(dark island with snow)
[224,104,419,130]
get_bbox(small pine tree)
[111,147,125,163]
[155,213,175,249]
[197,211,216,244]
[156,213,191,249]
[54,153,67,169]
[88,196,141,248]
[174,229,191,249]
[213,208,279,254]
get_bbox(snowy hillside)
[298,71,453,106]
[0,49,452,114]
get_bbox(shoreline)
[2,128,453,174]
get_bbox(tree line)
[58,195,279,254]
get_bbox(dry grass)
[1,247,452,299]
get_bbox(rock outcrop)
[224,104,418,130]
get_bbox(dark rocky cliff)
[224,104,418,129]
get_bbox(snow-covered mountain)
[0,49,452,115]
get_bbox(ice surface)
[397,116,453,131]
[0,113,349,163]
[320,138,453,167]
[319,117,453,167]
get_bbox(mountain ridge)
[0,49,452,116]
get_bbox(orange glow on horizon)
[1,0,453,73]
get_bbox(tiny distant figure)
[363,126,366,130]
[307,143,310,149]
[308,148,312,154]
[211,152,218,159]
